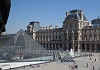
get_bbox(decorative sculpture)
[0,0,11,35]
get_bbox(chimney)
[80,10,83,20]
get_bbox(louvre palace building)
[26,9,100,52]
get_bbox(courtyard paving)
[11,53,100,70]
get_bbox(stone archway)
[69,43,72,50]
[69,35,72,41]
[82,43,85,52]
[97,44,100,52]
[60,43,62,49]
[43,43,45,48]
[86,43,90,52]
[50,43,51,50]
[91,44,95,52]
[53,43,55,50]
[46,43,48,50]
[56,43,58,50]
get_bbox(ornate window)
[80,23,82,28]
[69,24,72,28]
[89,34,91,41]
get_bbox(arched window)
[87,43,90,52]
[82,43,85,51]
[91,44,95,52]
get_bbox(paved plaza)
[1,53,99,70]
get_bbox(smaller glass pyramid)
[61,52,75,63]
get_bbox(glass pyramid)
[61,52,75,63]
[0,29,52,60]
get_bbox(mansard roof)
[91,17,100,24]
[64,9,87,22]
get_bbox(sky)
[6,0,100,34]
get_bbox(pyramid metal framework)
[0,29,52,60]
[61,52,75,63]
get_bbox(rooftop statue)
[0,0,11,35]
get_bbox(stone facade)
[26,9,100,52]
[26,21,41,39]
[81,27,100,52]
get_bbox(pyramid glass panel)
[0,29,52,60]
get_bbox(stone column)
[72,30,75,51]
[72,42,74,51]
[72,30,74,41]
[48,43,50,50]
[66,43,68,50]
[87,34,89,41]
[89,43,92,52]
[92,34,93,41]
[51,36,52,41]
[45,43,47,49]
[48,37,49,41]
[85,44,87,52]
[66,30,69,50]
[95,44,97,52]
[66,30,69,41]
[97,34,99,40]
[55,43,56,50]
[45,37,46,41]
[78,42,81,52]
